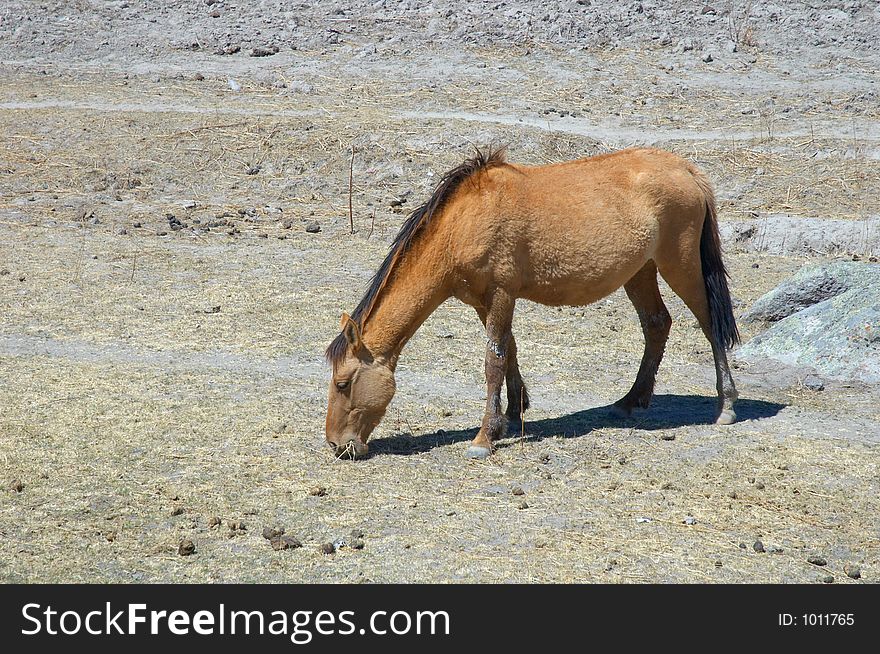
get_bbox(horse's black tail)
[692,168,740,350]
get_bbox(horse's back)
[447,148,709,307]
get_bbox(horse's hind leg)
[475,307,530,423]
[612,261,671,417]
[656,258,738,425]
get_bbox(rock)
[802,375,825,391]
[9,479,24,493]
[807,555,827,566]
[661,433,675,441]
[309,485,327,497]
[844,563,861,579]
[511,486,525,496]
[753,540,765,553]
[178,539,196,556]
[684,516,697,525]
[319,542,336,555]
[250,46,280,57]
[702,51,714,63]
[246,164,261,175]
[228,520,245,531]
[739,262,880,384]
[517,501,529,510]
[271,535,301,550]
[207,516,221,528]
[350,538,365,550]
[262,526,284,540]
[170,506,185,516]
[305,221,321,233]
[743,264,855,322]
[115,225,127,235]
[228,78,241,91]
[822,575,835,584]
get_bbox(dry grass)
[1,48,878,583]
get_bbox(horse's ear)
[340,313,362,351]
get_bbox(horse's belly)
[517,241,649,307]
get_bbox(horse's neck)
[361,243,451,369]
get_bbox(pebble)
[309,485,327,497]
[305,221,321,233]
[207,516,221,528]
[844,563,861,579]
[228,78,241,92]
[807,555,827,566]
[271,535,302,551]
[9,479,24,493]
[538,452,550,464]
[822,575,834,584]
[178,539,196,556]
[350,538,365,550]
[803,375,825,391]
[115,226,127,235]
[228,520,245,531]
[262,526,285,540]
[511,486,525,496]
[350,528,365,540]
[170,506,185,516]
[319,542,336,555]
[753,540,765,553]
[684,516,697,525]
[661,433,675,441]
[517,501,529,510]
[250,46,280,57]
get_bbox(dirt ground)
[1,2,878,583]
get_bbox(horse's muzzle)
[329,436,369,460]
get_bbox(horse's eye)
[335,380,350,391]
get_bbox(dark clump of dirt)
[262,526,284,540]
[178,539,196,556]
[271,535,302,551]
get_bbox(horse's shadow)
[369,394,787,457]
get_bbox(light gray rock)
[738,262,880,383]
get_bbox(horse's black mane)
[325,146,507,369]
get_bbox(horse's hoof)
[465,445,492,460]
[609,403,632,418]
[716,409,737,425]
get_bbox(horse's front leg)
[466,292,514,459]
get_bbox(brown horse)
[325,147,739,459]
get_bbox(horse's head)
[325,313,396,459]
